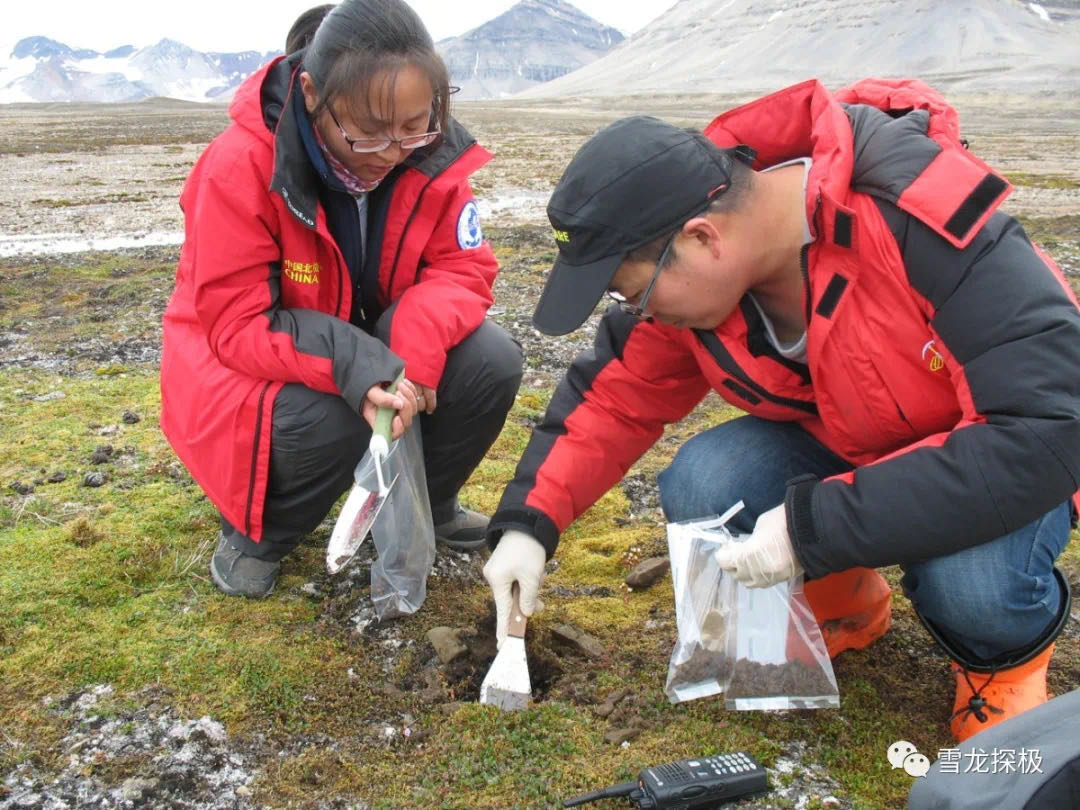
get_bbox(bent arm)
[791,211,1080,576]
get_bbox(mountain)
[0,37,277,104]
[520,0,1080,97]
[437,0,624,99]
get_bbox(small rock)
[99,425,119,436]
[426,626,467,664]
[33,391,66,402]
[822,798,841,807]
[418,668,445,703]
[593,687,631,718]
[122,410,141,424]
[89,445,114,465]
[300,582,321,598]
[625,557,670,589]
[121,778,157,801]
[83,472,107,488]
[551,624,606,659]
[10,481,34,496]
[603,727,640,745]
[67,738,89,755]
[47,470,67,483]
[378,682,405,698]
[236,786,253,798]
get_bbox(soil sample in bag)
[725,656,837,700]
[667,642,734,688]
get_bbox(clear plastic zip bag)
[664,504,839,710]
[365,423,436,621]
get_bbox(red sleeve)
[491,313,710,556]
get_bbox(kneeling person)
[483,79,1080,742]
[161,0,523,599]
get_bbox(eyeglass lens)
[327,106,439,153]
[607,233,675,317]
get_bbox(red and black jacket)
[161,55,497,542]
[489,78,1080,577]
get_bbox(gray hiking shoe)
[434,506,489,551]
[209,532,280,598]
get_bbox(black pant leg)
[226,314,522,560]
[372,315,519,522]
[421,319,523,520]
[223,383,372,562]
[373,306,523,520]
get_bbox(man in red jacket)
[483,79,1079,742]
[161,0,522,599]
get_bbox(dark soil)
[727,658,837,701]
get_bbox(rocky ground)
[1,94,1078,810]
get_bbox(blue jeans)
[657,415,1070,662]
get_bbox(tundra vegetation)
[0,93,1078,809]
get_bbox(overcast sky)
[2,1,671,56]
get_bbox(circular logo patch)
[456,200,483,250]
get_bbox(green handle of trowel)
[373,368,406,445]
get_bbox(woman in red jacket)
[160,0,522,598]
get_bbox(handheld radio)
[562,751,769,809]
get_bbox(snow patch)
[1028,3,1051,23]
[475,191,549,224]
[0,230,184,257]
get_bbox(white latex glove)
[483,529,546,648]
[713,503,804,588]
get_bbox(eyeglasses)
[606,231,676,318]
[325,106,440,154]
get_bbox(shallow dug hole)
[303,541,567,708]
[401,607,566,705]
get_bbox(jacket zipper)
[387,175,437,294]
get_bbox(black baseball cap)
[532,115,755,336]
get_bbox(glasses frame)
[604,182,732,319]
[325,105,441,154]
[607,230,677,318]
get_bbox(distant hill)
[1,0,627,105]
[520,0,1080,97]
[0,37,276,104]
[437,0,624,100]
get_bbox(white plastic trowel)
[325,371,403,575]
[479,584,532,711]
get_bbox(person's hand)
[713,503,803,587]
[483,529,546,648]
[361,378,420,439]
[416,384,437,415]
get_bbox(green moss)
[1006,172,1080,190]
[2,244,1078,810]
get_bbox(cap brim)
[531,252,622,336]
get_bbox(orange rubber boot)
[951,644,1055,743]
[803,567,892,658]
